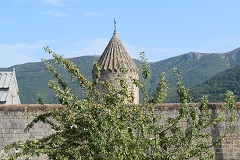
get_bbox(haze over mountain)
[1,47,240,104]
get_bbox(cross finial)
[114,18,116,32]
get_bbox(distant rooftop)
[0,71,14,89]
[0,69,20,104]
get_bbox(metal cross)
[114,18,116,32]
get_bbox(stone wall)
[0,103,240,159]
[0,104,59,159]
[154,103,240,160]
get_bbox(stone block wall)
[0,104,59,159]
[153,103,240,160]
[0,103,240,159]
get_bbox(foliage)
[5,47,237,160]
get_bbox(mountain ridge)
[1,47,240,103]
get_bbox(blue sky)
[1,0,240,67]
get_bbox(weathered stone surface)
[0,104,59,159]
[97,31,139,104]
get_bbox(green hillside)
[1,56,99,104]
[149,47,240,101]
[1,47,240,104]
[191,65,240,102]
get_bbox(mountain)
[1,47,240,104]
[0,56,100,104]
[190,64,240,102]
[148,47,240,101]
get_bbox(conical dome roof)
[98,31,138,73]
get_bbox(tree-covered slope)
[149,47,240,101]
[1,47,240,103]
[1,56,99,104]
[191,65,240,102]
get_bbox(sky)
[1,0,240,68]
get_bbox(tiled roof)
[98,31,138,73]
[0,71,14,103]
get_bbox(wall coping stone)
[0,104,61,112]
[0,103,240,112]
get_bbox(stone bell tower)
[97,20,139,104]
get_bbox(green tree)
[5,47,236,159]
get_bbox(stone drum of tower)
[97,30,139,104]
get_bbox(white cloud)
[84,12,104,18]
[0,41,52,68]
[14,0,74,6]
[79,9,118,18]
[39,10,68,17]
[14,0,29,5]
[58,38,109,58]
[42,0,64,6]
[41,0,81,6]
[0,39,108,68]
[0,18,13,24]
